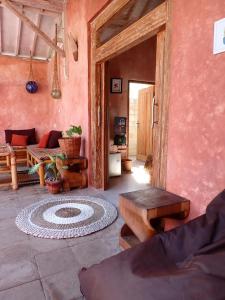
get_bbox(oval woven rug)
[15,196,117,239]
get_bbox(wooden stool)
[119,187,190,249]
[0,144,18,190]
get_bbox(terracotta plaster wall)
[48,0,109,156]
[167,0,225,217]
[0,56,51,143]
[108,37,156,140]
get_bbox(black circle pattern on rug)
[15,196,118,239]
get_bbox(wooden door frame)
[89,0,172,189]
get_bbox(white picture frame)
[213,18,225,54]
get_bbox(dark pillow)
[47,130,62,148]
[5,128,36,145]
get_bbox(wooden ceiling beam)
[0,52,48,61]
[10,0,63,13]
[31,13,42,57]
[2,0,65,57]
[15,5,22,55]
[0,3,60,16]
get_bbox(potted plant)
[29,154,66,194]
[58,125,82,158]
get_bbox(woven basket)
[58,137,81,158]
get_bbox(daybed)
[3,128,62,185]
[79,190,225,300]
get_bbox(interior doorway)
[89,0,171,190]
[106,37,156,188]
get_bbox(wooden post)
[11,153,18,190]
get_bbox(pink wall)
[48,0,109,157]
[167,0,225,217]
[108,37,156,140]
[0,56,51,143]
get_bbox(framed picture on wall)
[111,78,122,93]
[213,18,225,54]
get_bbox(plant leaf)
[28,163,42,174]
[55,153,66,160]
[48,154,55,162]
[46,162,55,170]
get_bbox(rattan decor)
[58,137,81,158]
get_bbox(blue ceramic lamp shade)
[26,53,38,94]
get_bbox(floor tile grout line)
[0,278,42,294]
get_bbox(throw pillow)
[5,128,36,145]
[38,132,50,148]
[47,130,62,148]
[11,134,28,146]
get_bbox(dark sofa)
[79,190,225,300]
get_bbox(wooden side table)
[56,157,88,191]
[0,144,18,190]
[119,187,190,249]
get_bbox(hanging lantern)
[26,52,38,94]
[51,24,61,99]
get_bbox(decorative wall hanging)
[51,24,62,99]
[69,33,78,62]
[26,52,38,94]
[213,18,225,54]
[111,78,122,93]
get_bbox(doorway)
[89,0,171,189]
[107,37,156,188]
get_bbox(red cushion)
[38,132,50,148]
[11,134,28,146]
[47,130,62,148]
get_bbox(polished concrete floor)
[0,166,149,300]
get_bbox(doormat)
[16,196,118,239]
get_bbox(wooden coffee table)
[119,187,190,249]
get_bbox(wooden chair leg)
[27,151,30,167]
[11,155,18,190]
[39,164,45,186]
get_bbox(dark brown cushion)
[5,128,36,145]
[47,130,62,148]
